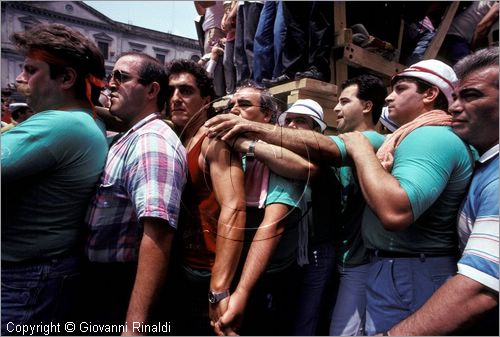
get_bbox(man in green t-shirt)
[339,59,474,334]
[1,23,108,334]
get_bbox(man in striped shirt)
[386,47,499,336]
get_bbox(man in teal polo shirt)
[339,59,474,334]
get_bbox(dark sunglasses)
[109,69,144,85]
[224,99,261,113]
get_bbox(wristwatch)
[208,289,230,303]
[246,139,257,160]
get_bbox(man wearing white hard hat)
[339,59,475,334]
[386,47,499,337]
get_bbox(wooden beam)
[423,1,460,59]
[342,44,406,78]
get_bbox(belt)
[2,253,79,268]
[370,249,452,259]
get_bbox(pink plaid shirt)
[85,114,187,262]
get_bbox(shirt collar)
[113,113,159,147]
[129,113,159,132]
[478,144,499,163]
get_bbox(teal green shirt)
[2,109,108,262]
[330,131,386,266]
[243,156,305,273]
[362,126,474,254]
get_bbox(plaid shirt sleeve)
[125,131,187,229]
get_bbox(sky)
[84,1,198,40]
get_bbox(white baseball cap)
[391,59,458,105]
[278,99,327,132]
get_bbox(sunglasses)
[109,69,145,85]
[224,99,261,113]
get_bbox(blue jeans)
[223,39,236,94]
[234,2,263,83]
[1,256,81,336]
[292,241,336,336]
[365,255,457,335]
[329,263,370,336]
[252,1,286,83]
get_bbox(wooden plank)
[287,92,337,111]
[334,1,346,32]
[342,43,406,78]
[423,2,460,59]
[269,78,338,97]
[334,28,353,48]
[332,1,348,85]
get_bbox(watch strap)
[246,139,257,160]
[208,289,230,303]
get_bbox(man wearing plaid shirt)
[84,52,187,332]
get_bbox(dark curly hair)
[165,59,216,117]
[341,74,387,125]
[165,59,215,101]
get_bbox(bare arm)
[471,2,499,50]
[388,274,499,335]
[339,132,413,230]
[231,136,318,180]
[216,203,292,335]
[123,218,174,335]
[222,1,238,32]
[205,114,342,166]
[203,137,247,323]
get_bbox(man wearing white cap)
[385,47,499,336]
[276,99,340,336]
[278,98,327,132]
[339,59,474,334]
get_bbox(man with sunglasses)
[2,23,108,333]
[84,52,187,332]
[214,81,307,336]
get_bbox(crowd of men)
[1,22,498,337]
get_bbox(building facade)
[1,1,200,93]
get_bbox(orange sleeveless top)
[180,135,220,270]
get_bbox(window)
[18,16,40,32]
[156,54,165,65]
[98,41,109,60]
[153,47,170,63]
[93,33,113,60]
[129,42,146,53]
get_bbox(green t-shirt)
[2,109,108,262]
[330,131,386,266]
[242,157,306,273]
[362,126,474,254]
